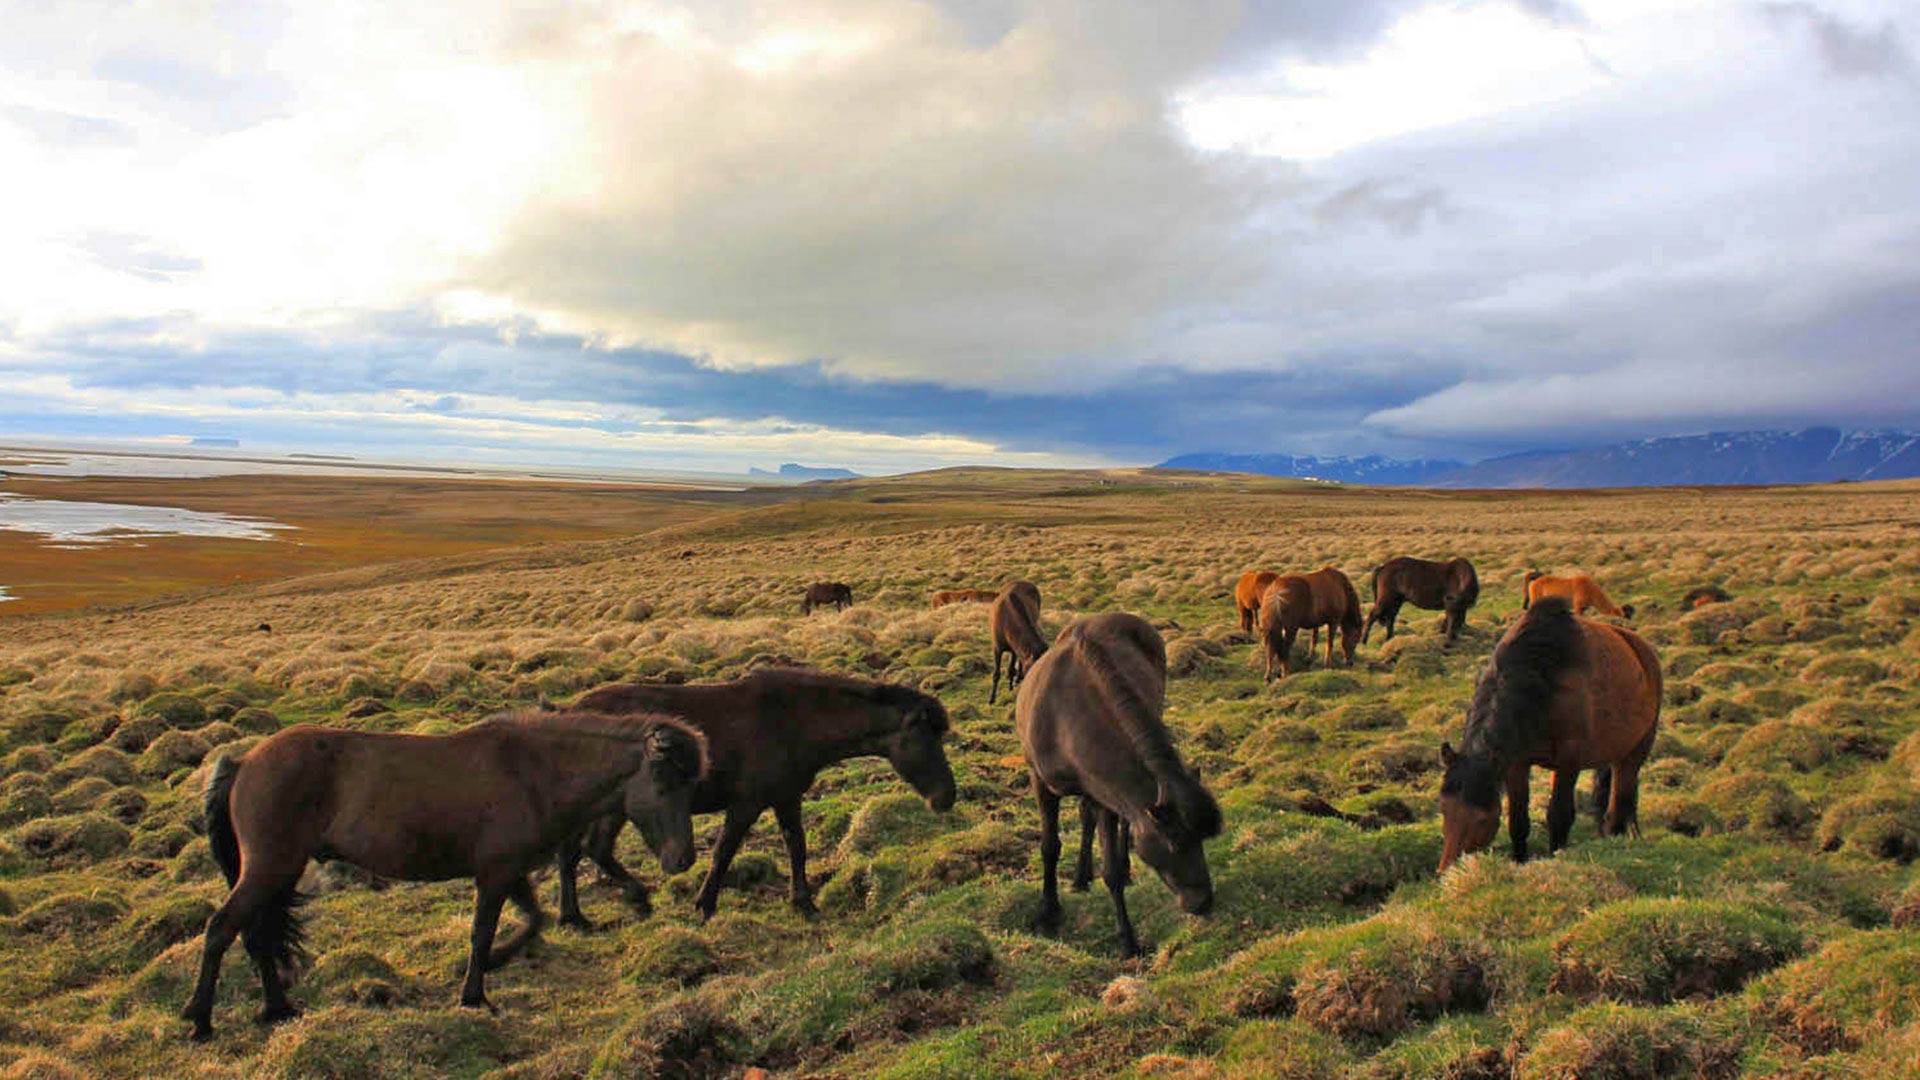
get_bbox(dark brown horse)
[990,579,1047,705]
[1681,585,1731,609]
[1523,571,1633,619]
[1437,596,1662,873]
[1364,556,1479,645]
[1233,570,1279,634]
[1018,613,1220,958]
[182,710,707,1040]
[1259,567,1362,680]
[558,668,955,923]
[802,581,853,614]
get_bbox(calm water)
[0,493,297,547]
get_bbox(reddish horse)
[1233,571,1279,633]
[931,589,996,608]
[1437,597,1661,873]
[1522,571,1633,619]
[1681,585,1731,609]
[1259,567,1362,680]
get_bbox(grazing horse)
[558,668,955,922]
[1522,571,1633,619]
[182,710,706,1040]
[1437,596,1662,873]
[1233,571,1279,633]
[990,580,1048,704]
[931,588,996,608]
[1364,557,1480,645]
[1259,567,1362,680]
[1019,613,1220,958]
[802,581,853,614]
[1682,585,1731,609]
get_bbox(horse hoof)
[459,995,498,1015]
[792,899,821,921]
[186,1019,214,1042]
[561,915,596,934]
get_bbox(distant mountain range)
[748,463,864,482]
[1156,428,1920,489]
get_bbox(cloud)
[1763,2,1911,78]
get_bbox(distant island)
[1157,428,1920,489]
[748,463,864,482]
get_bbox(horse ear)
[1440,741,1457,768]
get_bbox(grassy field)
[1,469,1918,1078]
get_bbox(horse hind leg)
[1605,732,1656,839]
[183,858,307,1040]
[989,646,1005,704]
[1098,807,1140,959]
[586,814,651,918]
[460,882,510,1010]
[1589,767,1613,826]
[1036,780,1063,932]
[1547,769,1580,853]
[1070,798,1096,892]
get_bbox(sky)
[1,0,1916,474]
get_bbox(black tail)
[244,885,310,986]
[204,754,244,888]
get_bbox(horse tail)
[1071,622,1221,839]
[203,753,244,888]
[1522,569,1543,609]
[1369,563,1384,605]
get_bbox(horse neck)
[518,726,650,811]
[789,689,897,767]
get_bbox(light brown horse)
[1364,556,1479,645]
[990,579,1047,704]
[1259,567,1362,680]
[182,710,707,1040]
[558,668,955,922]
[931,588,996,608]
[1233,570,1279,633]
[1437,596,1661,873]
[1018,613,1220,958]
[1523,571,1633,619]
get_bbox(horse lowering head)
[1136,771,1222,914]
[1437,741,1500,872]
[879,688,956,811]
[622,717,710,875]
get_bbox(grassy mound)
[1548,898,1804,1003]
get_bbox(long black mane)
[1443,596,1583,808]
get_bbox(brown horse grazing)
[802,581,853,614]
[181,710,707,1040]
[1364,557,1479,645]
[990,579,1047,705]
[1259,567,1362,680]
[1018,613,1220,958]
[1522,571,1633,619]
[1233,570,1279,633]
[1437,596,1661,873]
[931,588,997,608]
[1682,585,1732,609]
[557,668,955,923]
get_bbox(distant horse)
[558,668,955,922]
[1233,571,1279,633]
[1018,613,1221,958]
[1437,596,1661,873]
[1682,585,1731,609]
[182,710,707,1040]
[1522,571,1633,619]
[931,588,996,608]
[990,580,1048,705]
[802,582,853,614]
[1364,557,1480,645]
[1259,567,1362,680]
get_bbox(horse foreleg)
[556,832,589,930]
[1099,807,1140,959]
[585,813,651,917]
[1036,779,1063,933]
[773,797,817,918]
[1547,769,1580,853]
[1070,797,1097,892]
[693,803,760,921]
[486,876,545,970]
[1325,623,1337,667]
[989,646,1004,704]
[1589,767,1612,826]
[1506,765,1532,863]
[460,881,509,1010]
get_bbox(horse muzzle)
[1178,888,1214,916]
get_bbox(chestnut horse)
[1364,557,1480,645]
[1522,571,1633,619]
[182,710,707,1040]
[1018,613,1220,957]
[1233,571,1279,633]
[1259,567,1362,680]
[931,588,996,608]
[802,581,853,614]
[1437,596,1661,873]
[990,579,1047,704]
[557,668,955,922]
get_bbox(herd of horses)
[184,558,1681,1040]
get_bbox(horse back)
[1018,615,1166,805]
[1551,619,1661,767]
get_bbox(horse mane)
[487,708,709,772]
[997,593,1050,662]
[741,667,947,732]
[1460,595,1582,765]
[1068,620,1221,839]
